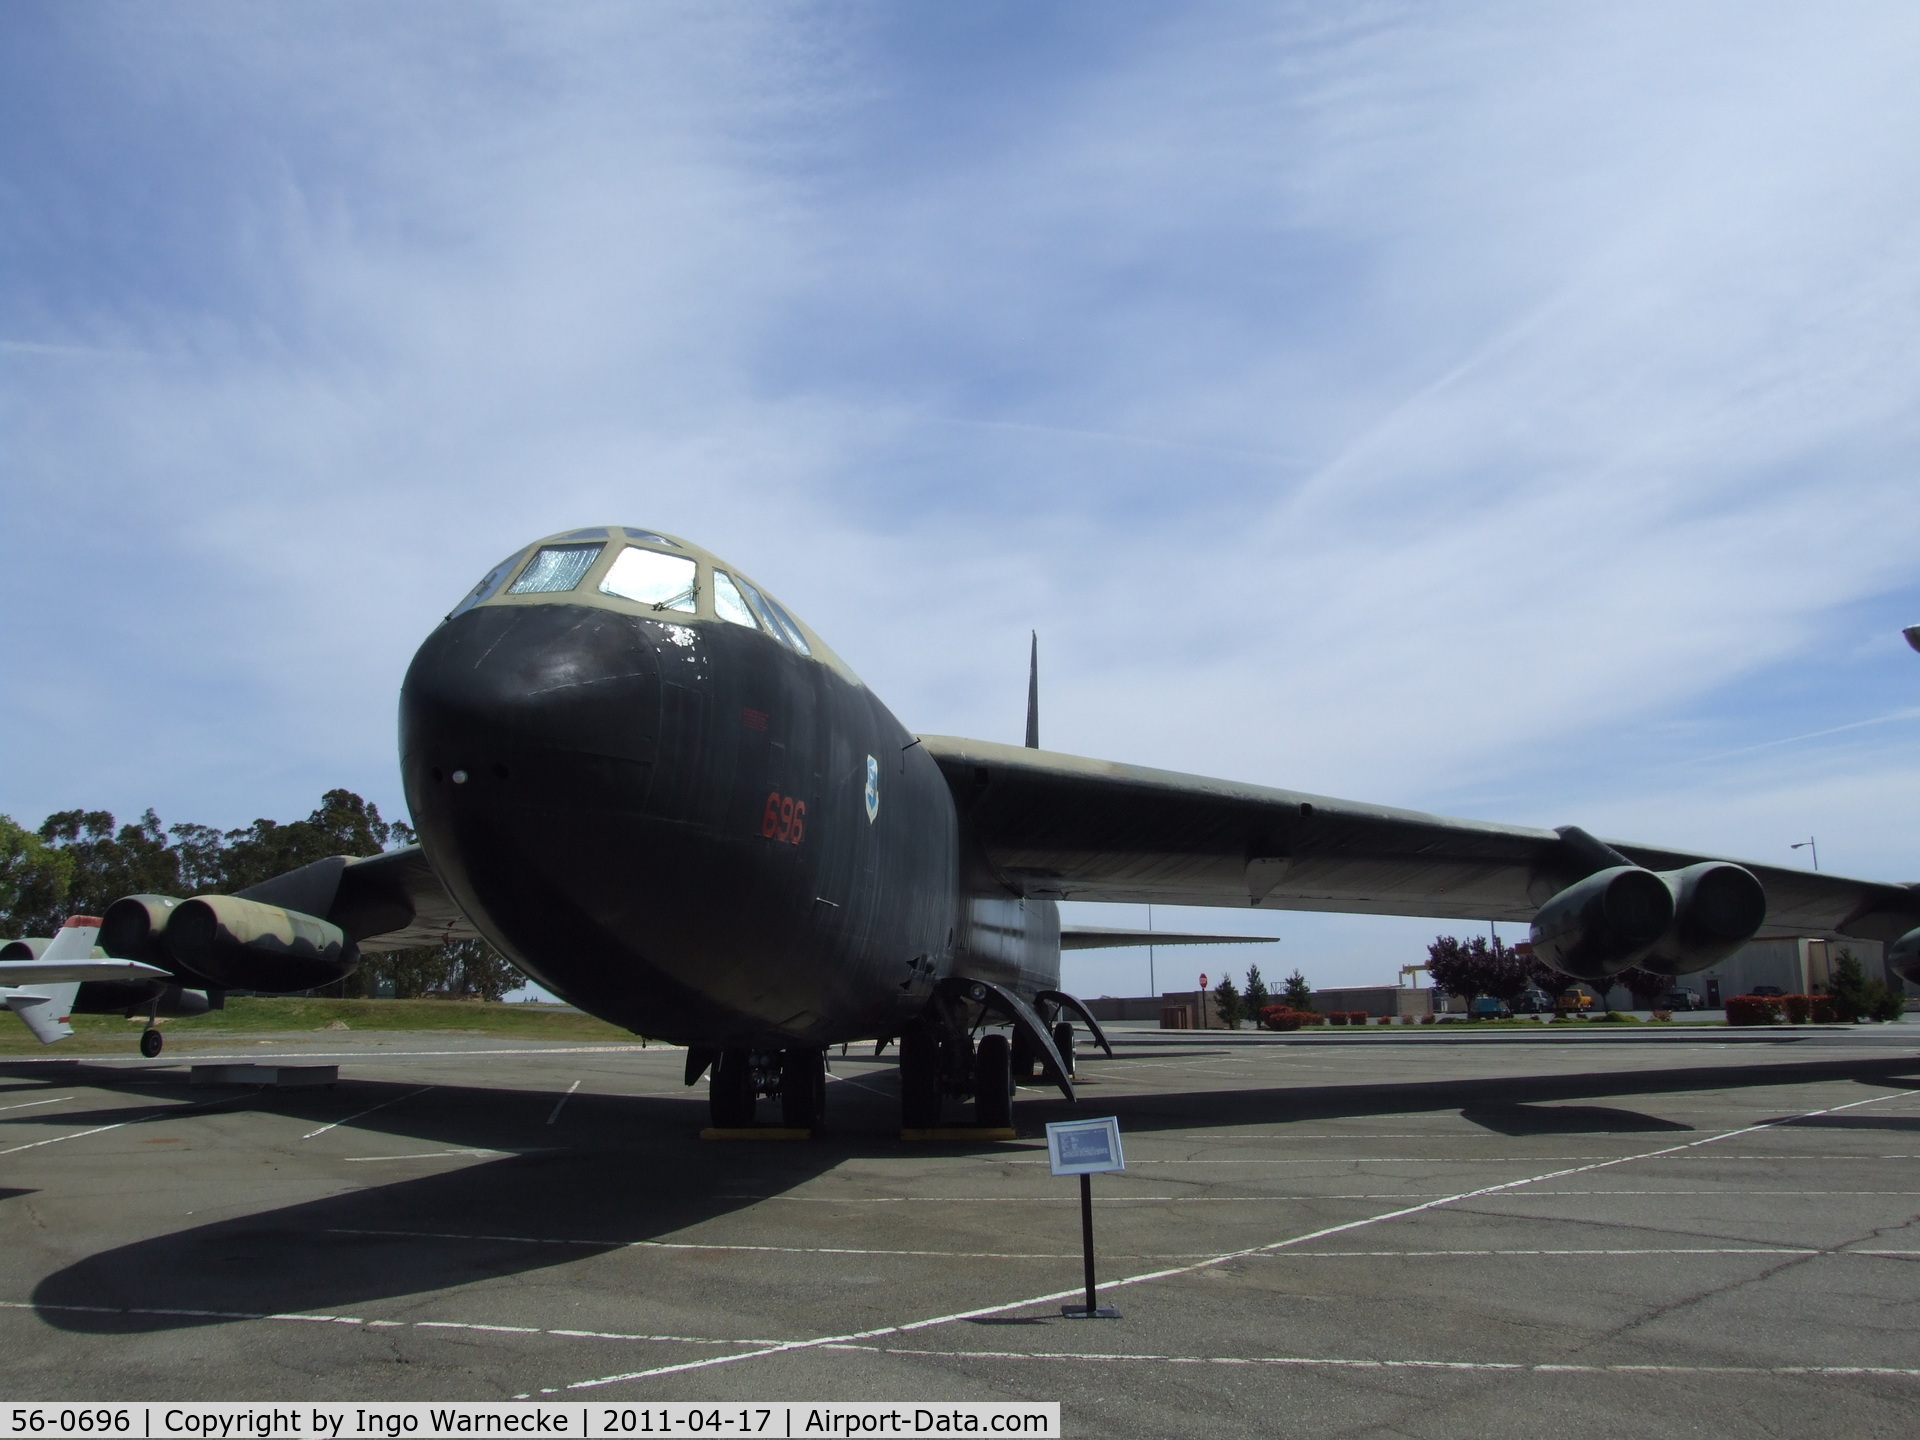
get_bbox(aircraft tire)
[711,1048,756,1128]
[1009,1029,1038,1085]
[140,1029,163,1058]
[899,1023,941,1129]
[1051,1021,1075,1079]
[973,1034,1012,1128]
[781,1048,826,1129]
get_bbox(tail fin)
[1,916,99,1044]
[1024,631,1039,750]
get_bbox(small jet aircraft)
[29,528,1920,1128]
[0,914,195,1054]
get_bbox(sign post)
[1046,1116,1125,1319]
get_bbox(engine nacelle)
[100,894,189,973]
[165,894,356,992]
[1640,862,1768,976]
[1530,866,1674,982]
[1890,927,1920,987]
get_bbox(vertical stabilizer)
[1025,631,1039,750]
[1,916,99,1044]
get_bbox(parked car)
[1468,996,1511,1020]
[1512,989,1555,1014]
[1750,985,1785,998]
[1661,989,1704,1011]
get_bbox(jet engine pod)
[100,894,187,972]
[165,895,356,992]
[1639,863,1768,976]
[1530,865,1675,982]
[1889,927,1920,987]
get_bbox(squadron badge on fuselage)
[864,754,881,824]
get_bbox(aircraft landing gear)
[139,1028,163,1058]
[1051,1021,1076,1080]
[899,1022,942,1129]
[973,1033,1012,1128]
[781,1048,827,1129]
[1010,1029,1038,1085]
[710,1048,757,1127]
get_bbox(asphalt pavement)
[2,1022,1918,1437]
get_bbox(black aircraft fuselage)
[401,527,1056,1050]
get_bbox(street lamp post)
[1791,837,1819,872]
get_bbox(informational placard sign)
[1046,1115,1125,1175]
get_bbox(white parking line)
[0,1094,249,1155]
[547,1081,581,1126]
[301,1086,434,1140]
[0,1301,776,1348]
[0,1096,72,1115]
[819,1344,1920,1377]
[325,1227,1209,1261]
[532,1085,1916,1393]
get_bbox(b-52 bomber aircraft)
[60,527,1920,1131]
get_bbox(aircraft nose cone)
[401,603,661,776]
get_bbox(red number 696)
[761,791,806,845]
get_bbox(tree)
[20,809,182,935]
[218,790,413,892]
[1212,974,1245,1029]
[1426,935,1533,1003]
[0,817,74,938]
[1282,969,1313,1012]
[1243,964,1270,1015]
[1826,949,1905,1023]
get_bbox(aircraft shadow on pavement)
[22,1061,905,1335]
[20,1051,1920,1333]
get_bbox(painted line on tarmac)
[325,1226,1177,1261]
[301,1085,434,1140]
[0,1093,252,1155]
[546,1081,581,1125]
[0,1096,73,1115]
[530,1084,1917,1394]
[0,1301,777,1348]
[820,1344,1920,1377]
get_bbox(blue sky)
[4,2,1918,1000]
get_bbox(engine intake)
[1890,927,1920,987]
[1530,866,1674,982]
[1641,862,1767,976]
[164,895,356,992]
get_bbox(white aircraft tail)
[1,916,100,1044]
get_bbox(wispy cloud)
[4,2,1918,987]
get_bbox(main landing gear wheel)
[1052,1021,1076,1080]
[710,1048,756,1128]
[898,1023,942,1130]
[1010,1029,1038,1085]
[973,1033,1012,1129]
[139,1029,163,1058]
[781,1048,827,1129]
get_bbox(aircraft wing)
[919,735,1920,944]
[230,845,482,953]
[0,959,170,986]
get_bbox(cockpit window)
[734,574,812,656]
[712,570,759,629]
[763,595,812,656]
[563,527,609,540]
[622,527,681,547]
[600,545,698,612]
[507,543,604,594]
[449,546,531,619]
